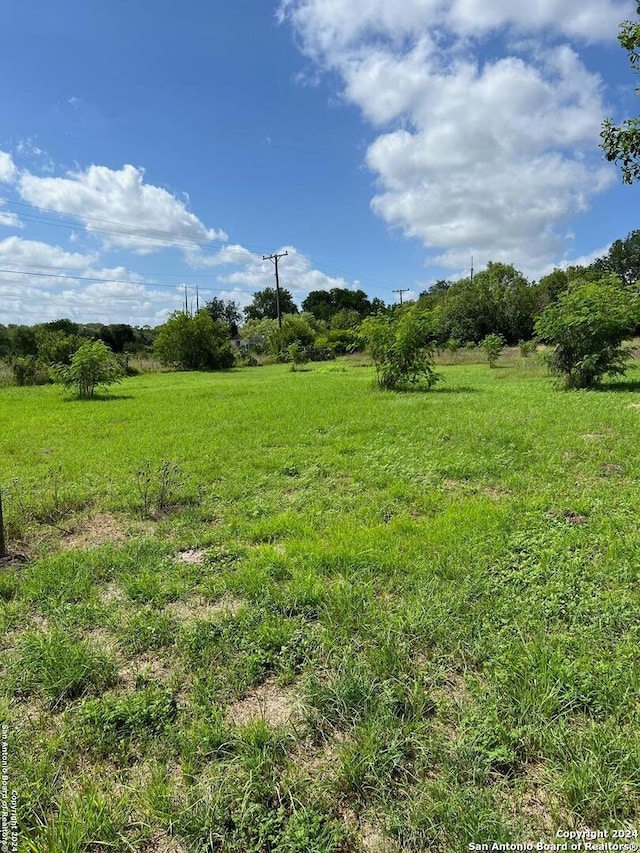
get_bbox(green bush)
[49,341,123,398]
[480,333,505,368]
[9,355,49,386]
[154,310,235,370]
[360,305,441,391]
[518,340,537,358]
[535,277,639,388]
[287,342,308,371]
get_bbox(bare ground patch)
[175,548,207,565]
[141,831,188,853]
[502,766,567,841]
[118,652,176,691]
[164,594,243,624]
[62,512,154,550]
[342,809,399,853]
[227,677,300,727]
[99,583,124,605]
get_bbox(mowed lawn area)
[2,358,640,851]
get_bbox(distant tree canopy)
[204,298,242,336]
[601,2,640,183]
[3,231,640,373]
[243,288,298,321]
[419,262,537,344]
[153,311,235,370]
[592,230,640,287]
[302,288,372,322]
[96,323,136,353]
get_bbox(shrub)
[36,330,82,366]
[287,342,308,371]
[518,340,537,358]
[535,277,639,388]
[360,305,441,391]
[480,333,505,367]
[9,355,49,386]
[49,341,123,398]
[153,311,235,370]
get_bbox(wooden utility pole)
[392,288,410,306]
[470,256,474,284]
[263,251,288,328]
[0,488,7,559]
[183,285,189,315]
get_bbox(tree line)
[2,229,639,387]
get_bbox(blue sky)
[0,0,638,326]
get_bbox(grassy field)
[2,356,640,851]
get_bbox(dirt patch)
[118,652,175,690]
[227,678,299,727]
[361,821,398,853]
[600,463,624,475]
[164,595,243,624]
[546,509,588,525]
[63,512,152,550]
[581,433,606,441]
[0,553,29,568]
[141,831,188,853]
[176,548,207,564]
[294,736,344,782]
[627,403,640,409]
[483,487,512,500]
[503,767,567,841]
[341,810,399,853]
[99,583,124,605]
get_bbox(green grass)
[3,357,640,850]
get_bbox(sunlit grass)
[3,357,640,849]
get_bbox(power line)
[0,267,258,295]
[0,197,412,294]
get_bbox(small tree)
[50,340,123,399]
[360,305,441,391]
[518,340,537,358]
[480,333,504,367]
[534,277,639,388]
[287,342,308,371]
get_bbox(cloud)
[279,0,628,275]
[0,235,352,325]
[213,244,349,296]
[18,163,228,255]
[0,236,176,325]
[186,243,257,269]
[0,236,97,269]
[0,209,23,229]
[0,151,17,184]
[279,0,631,59]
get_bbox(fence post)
[0,488,7,559]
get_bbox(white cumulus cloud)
[0,151,17,184]
[213,244,349,297]
[18,164,228,255]
[279,0,629,274]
